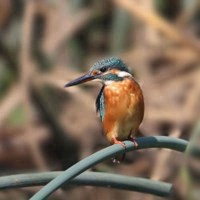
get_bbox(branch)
[0,171,172,197]
[30,136,193,200]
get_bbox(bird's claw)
[112,137,126,149]
[111,157,121,164]
[128,136,138,148]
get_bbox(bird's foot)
[128,136,138,148]
[111,157,121,164]
[112,137,126,163]
[112,137,126,149]
[112,153,126,164]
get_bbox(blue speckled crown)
[91,57,130,73]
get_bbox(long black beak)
[64,73,95,88]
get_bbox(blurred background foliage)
[0,0,200,199]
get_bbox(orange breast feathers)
[103,78,144,144]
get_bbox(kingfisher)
[64,57,144,149]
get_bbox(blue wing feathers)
[96,86,105,121]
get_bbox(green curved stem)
[0,171,172,197]
[30,136,189,200]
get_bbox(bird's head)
[64,57,132,88]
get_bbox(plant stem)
[30,136,195,200]
[0,171,172,197]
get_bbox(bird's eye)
[100,67,107,73]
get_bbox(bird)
[64,57,144,150]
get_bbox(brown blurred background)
[0,0,200,199]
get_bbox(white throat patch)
[104,80,114,85]
[117,71,132,78]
